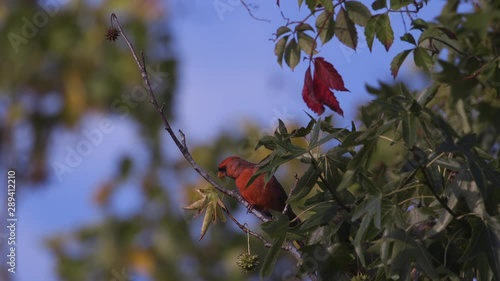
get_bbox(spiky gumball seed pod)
[236,253,260,273]
[105,27,120,42]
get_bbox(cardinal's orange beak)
[217,171,226,179]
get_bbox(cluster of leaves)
[208,0,500,279]
[274,0,417,115]
[302,57,349,116]
[183,188,227,240]
[252,82,500,280]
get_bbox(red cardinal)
[217,156,298,224]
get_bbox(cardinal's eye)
[218,167,226,173]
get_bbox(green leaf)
[288,165,319,203]
[256,135,277,150]
[410,18,429,30]
[390,49,412,78]
[375,14,394,51]
[261,211,290,238]
[274,140,306,154]
[413,47,434,72]
[260,212,290,279]
[353,214,371,266]
[390,0,413,10]
[402,111,417,147]
[418,27,447,44]
[277,119,288,135]
[346,139,376,170]
[260,235,286,279]
[291,118,315,137]
[345,1,371,26]
[284,37,301,70]
[371,0,386,10]
[436,27,457,40]
[276,26,291,37]
[364,16,377,51]
[274,35,289,67]
[296,23,314,32]
[365,14,397,52]
[316,11,335,45]
[248,153,303,188]
[310,128,346,149]
[386,229,439,279]
[299,203,340,230]
[466,153,488,199]
[459,217,500,280]
[298,31,317,56]
[400,33,416,45]
[319,0,333,12]
[415,83,439,106]
[309,117,322,148]
[306,0,318,12]
[335,7,358,50]
[337,169,356,191]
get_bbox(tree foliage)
[247,0,500,279]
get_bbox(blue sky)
[8,1,446,280]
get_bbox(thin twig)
[309,11,331,60]
[418,163,458,219]
[240,0,270,22]
[221,202,302,261]
[110,13,271,224]
[223,204,272,246]
[308,151,350,211]
[427,36,473,58]
[179,129,187,147]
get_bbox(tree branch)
[240,0,270,22]
[220,201,302,261]
[109,15,309,276]
[109,13,271,223]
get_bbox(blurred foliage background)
[1,0,500,280]
[0,1,300,280]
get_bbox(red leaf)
[313,73,344,116]
[314,57,349,91]
[302,67,325,115]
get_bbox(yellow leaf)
[199,204,214,240]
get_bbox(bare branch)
[109,13,271,223]
[109,15,309,276]
[240,0,270,22]
[219,200,302,261]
